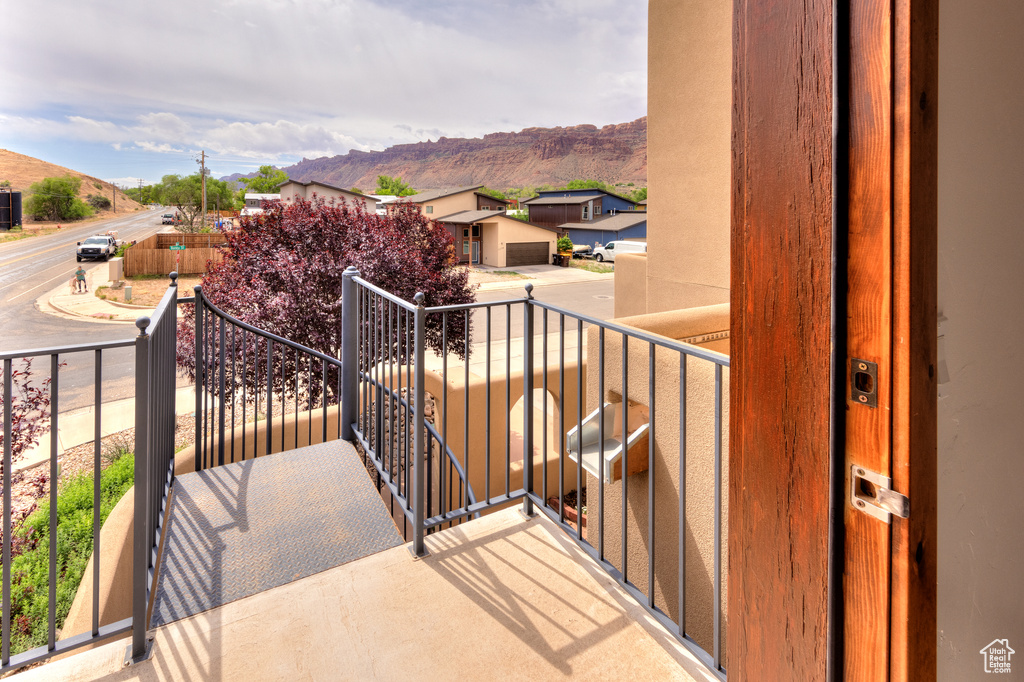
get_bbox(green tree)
[629,187,648,203]
[24,176,93,221]
[158,173,236,232]
[478,186,507,201]
[564,179,616,194]
[0,180,12,188]
[375,175,417,197]
[236,165,288,203]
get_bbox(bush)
[556,236,573,253]
[87,194,112,210]
[7,454,135,654]
[25,176,94,222]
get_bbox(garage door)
[506,242,549,266]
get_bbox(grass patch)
[568,260,614,274]
[492,270,526,278]
[7,454,135,654]
[0,228,29,243]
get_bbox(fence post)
[340,266,360,441]
[522,284,536,517]
[129,316,152,664]
[412,293,427,557]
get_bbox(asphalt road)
[472,280,614,343]
[0,208,167,410]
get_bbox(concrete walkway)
[21,507,714,682]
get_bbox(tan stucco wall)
[280,183,376,212]
[419,192,477,218]
[480,218,556,268]
[937,3,1024,679]
[621,0,731,314]
[614,253,648,318]
[586,304,729,661]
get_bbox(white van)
[593,240,646,262]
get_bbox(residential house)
[393,186,561,266]
[278,179,378,213]
[559,212,647,246]
[240,192,279,216]
[522,187,637,228]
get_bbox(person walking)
[75,265,87,293]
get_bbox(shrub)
[8,454,135,654]
[87,194,112,210]
[24,176,94,222]
[556,236,573,253]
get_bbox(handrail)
[351,276,417,312]
[0,339,134,362]
[193,286,344,368]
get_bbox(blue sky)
[1,0,647,186]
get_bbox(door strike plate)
[850,465,909,523]
[851,358,878,408]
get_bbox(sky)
[1,0,647,187]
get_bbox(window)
[472,226,480,237]
[481,205,490,210]
[582,205,590,220]
[464,228,470,238]
[463,241,470,255]
[425,206,433,214]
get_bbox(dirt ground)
[97,275,201,307]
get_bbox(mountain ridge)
[224,117,646,191]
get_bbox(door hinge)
[850,465,910,523]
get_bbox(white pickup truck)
[76,233,121,262]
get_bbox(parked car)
[593,240,647,262]
[76,234,119,262]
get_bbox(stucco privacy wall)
[644,0,731,315]
[586,304,729,663]
[936,2,1024,679]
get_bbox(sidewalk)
[40,262,155,324]
[15,386,198,475]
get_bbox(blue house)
[560,212,647,247]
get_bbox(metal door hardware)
[851,358,878,407]
[850,465,909,523]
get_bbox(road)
[0,208,166,410]
[472,280,614,343]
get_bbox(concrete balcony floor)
[23,494,714,681]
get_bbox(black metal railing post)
[340,266,360,441]
[412,292,427,557]
[130,316,152,663]
[193,285,203,472]
[522,284,536,518]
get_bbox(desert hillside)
[224,118,647,191]
[0,149,143,218]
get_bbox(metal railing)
[0,274,180,672]
[190,286,345,471]
[345,267,729,679]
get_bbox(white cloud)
[1,0,646,178]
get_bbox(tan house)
[393,186,561,266]
[278,179,378,213]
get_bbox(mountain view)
[223,117,647,190]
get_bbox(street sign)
[169,244,186,250]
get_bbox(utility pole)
[112,182,116,212]
[200,150,207,230]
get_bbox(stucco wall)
[419,192,477,218]
[586,304,729,661]
[937,3,1024,678]
[638,0,731,314]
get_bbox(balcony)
[2,271,728,680]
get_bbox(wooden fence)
[124,232,230,277]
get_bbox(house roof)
[558,213,647,232]
[435,209,508,224]
[403,186,483,204]
[531,187,637,204]
[278,179,376,201]
[522,195,592,206]
[244,193,279,201]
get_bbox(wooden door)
[730,0,937,679]
[845,0,937,680]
